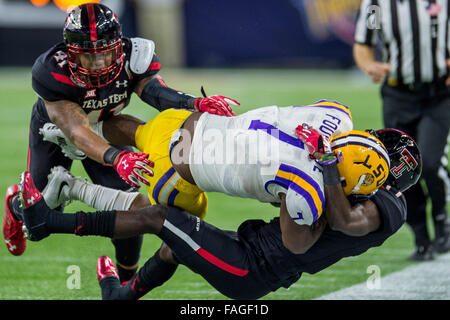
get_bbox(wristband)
[317,155,341,185]
[103,147,122,166]
[316,154,337,166]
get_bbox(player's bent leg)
[82,147,144,282]
[157,207,272,299]
[21,169,166,241]
[42,166,147,211]
[3,112,72,255]
[113,205,167,237]
[111,236,143,282]
[20,170,118,240]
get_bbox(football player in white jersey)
[38,99,391,230]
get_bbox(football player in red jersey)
[2,3,238,283]
[19,128,422,299]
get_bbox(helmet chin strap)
[351,174,367,194]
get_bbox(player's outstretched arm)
[44,99,113,163]
[44,99,153,188]
[135,74,239,117]
[279,194,326,254]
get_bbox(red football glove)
[295,123,331,158]
[113,151,154,188]
[194,95,240,117]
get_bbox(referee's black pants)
[381,82,450,247]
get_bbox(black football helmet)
[63,3,123,87]
[368,128,422,192]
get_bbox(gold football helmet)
[330,130,390,196]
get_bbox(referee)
[353,0,450,261]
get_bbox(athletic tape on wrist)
[319,157,341,185]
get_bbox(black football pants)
[158,207,274,299]
[381,83,450,246]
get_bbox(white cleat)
[39,123,86,160]
[42,166,76,209]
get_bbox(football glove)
[194,95,240,117]
[39,123,86,160]
[295,123,331,158]
[112,151,154,188]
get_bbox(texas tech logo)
[390,149,418,178]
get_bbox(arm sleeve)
[140,76,197,111]
[370,188,406,234]
[354,0,379,47]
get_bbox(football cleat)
[408,244,435,261]
[42,166,74,209]
[39,123,86,160]
[19,171,43,209]
[3,184,27,256]
[97,256,119,282]
[433,234,450,254]
[19,171,51,241]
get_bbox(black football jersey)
[31,37,160,123]
[237,186,407,289]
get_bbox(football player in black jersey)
[18,128,422,299]
[2,3,238,283]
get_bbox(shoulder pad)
[130,37,155,75]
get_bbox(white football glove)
[39,123,87,160]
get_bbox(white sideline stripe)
[316,252,450,300]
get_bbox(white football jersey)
[189,100,353,225]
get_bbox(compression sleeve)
[140,77,198,111]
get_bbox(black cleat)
[433,234,450,254]
[408,244,435,261]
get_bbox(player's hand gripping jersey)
[189,100,353,225]
[31,37,160,124]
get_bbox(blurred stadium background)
[0,0,448,300]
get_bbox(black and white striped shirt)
[355,0,450,85]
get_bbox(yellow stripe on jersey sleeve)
[276,169,324,215]
[305,100,353,121]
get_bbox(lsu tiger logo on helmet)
[330,130,390,196]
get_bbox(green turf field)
[0,67,445,300]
